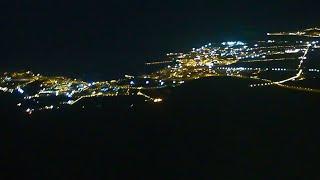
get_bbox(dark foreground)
[1,77,319,179]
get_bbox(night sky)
[1,0,319,76]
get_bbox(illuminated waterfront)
[1,28,320,114]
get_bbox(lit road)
[276,44,310,84]
[250,44,312,89]
[1,27,320,113]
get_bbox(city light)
[1,27,320,113]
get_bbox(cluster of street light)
[268,28,320,38]
[1,28,320,114]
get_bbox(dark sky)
[1,0,319,77]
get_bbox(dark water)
[0,27,302,80]
[2,0,320,78]
[1,77,319,179]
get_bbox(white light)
[67,100,74,105]
[0,87,8,92]
[17,87,24,94]
[153,98,162,103]
[227,42,236,46]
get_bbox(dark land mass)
[1,77,319,179]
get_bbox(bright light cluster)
[1,28,320,114]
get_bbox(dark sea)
[0,27,276,80]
